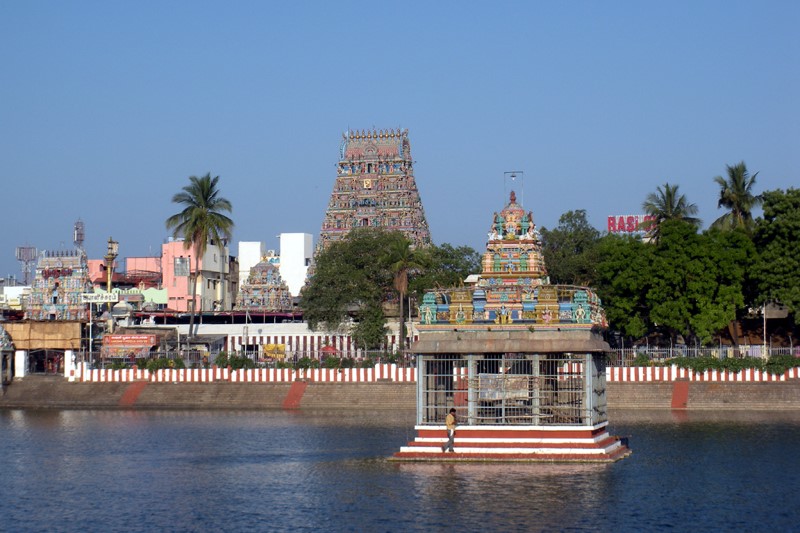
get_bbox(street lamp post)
[762,300,767,358]
[104,237,119,333]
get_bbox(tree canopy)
[300,228,399,342]
[384,236,427,349]
[595,220,755,344]
[595,233,653,339]
[752,188,800,321]
[540,210,601,285]
[165,173,234,331]
[300,229,480,349]
[646,221,754,344]
[711,161,762,233]
[641,183,701,241]
[409,243,481,298]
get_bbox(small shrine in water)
[392,191,630,462]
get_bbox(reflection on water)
[397,462,613,531]
[1,408,799,532]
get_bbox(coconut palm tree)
[641,183,701,241]
[710,161,761,233]
[384,236,426,353]
[165,173,234,337]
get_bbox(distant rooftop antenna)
[73,219,85,250]
[504,171,524,206]
[15,245,37,285]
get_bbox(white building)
[237,241,266,289]
[279,233,313,297]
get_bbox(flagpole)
[504,171,524,206]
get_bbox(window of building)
[174,257,190,277]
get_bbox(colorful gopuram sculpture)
[419,190,605,328]
[317,129,432,251]
[25,250,92,321]
[235,260,293,313]
[393,190,628,463]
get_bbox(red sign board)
[607,214,656,234]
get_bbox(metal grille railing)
[607,345,800,366]
[419,353,592,426]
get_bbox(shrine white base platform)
[391,423,631,463]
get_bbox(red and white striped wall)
[392,424,631,463]
[607,365,800,382]
[229,365,415,383]
[77,364,800,384]
[79,363,415,383]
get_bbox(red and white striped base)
[392,424,631,463]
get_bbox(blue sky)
[1,1,797,280]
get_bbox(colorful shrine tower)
[317,129,432,251]
[234,260,293,313]
[25,250,92,321]
[392,190,630,462]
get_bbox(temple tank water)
[1,409,798,532]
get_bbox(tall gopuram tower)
[392,190,630,463]
[317,129,432,251]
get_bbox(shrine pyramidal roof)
[483,190,548,283]
[417,190,607,335]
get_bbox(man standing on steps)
[441,408,457,452]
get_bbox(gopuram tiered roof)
[317,129,431,251]
[234,260,293,313]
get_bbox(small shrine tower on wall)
[318,129,432,251]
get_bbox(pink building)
[161,240,195,312]
[86,239,235,312]
[162,239,233,312]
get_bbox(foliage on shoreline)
[213,352,255,369]
[633,353,800,374]
[543,185,799,346]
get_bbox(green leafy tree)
[595,234,653,338]
[351,302,389,350]
[596,221,754,344]
[752,188,800,322]
[641,183,701,241]
[301,228,404,334]
[302,231,481,349]
[646,221,754,344]
[383,237,427,350]
[686,228,754,343]
[711,161,762,233]
[165,173,234,337]
[409,243,480,299]
[540,210,601,285]
[646,221,705,341]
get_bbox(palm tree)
[165,173,234,338]
[384,236,426,353]
[641,183,701,241]
[710,161,761,233]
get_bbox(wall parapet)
[76,364,800,384]
[80,363,416,383]
[607,365,800,382]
